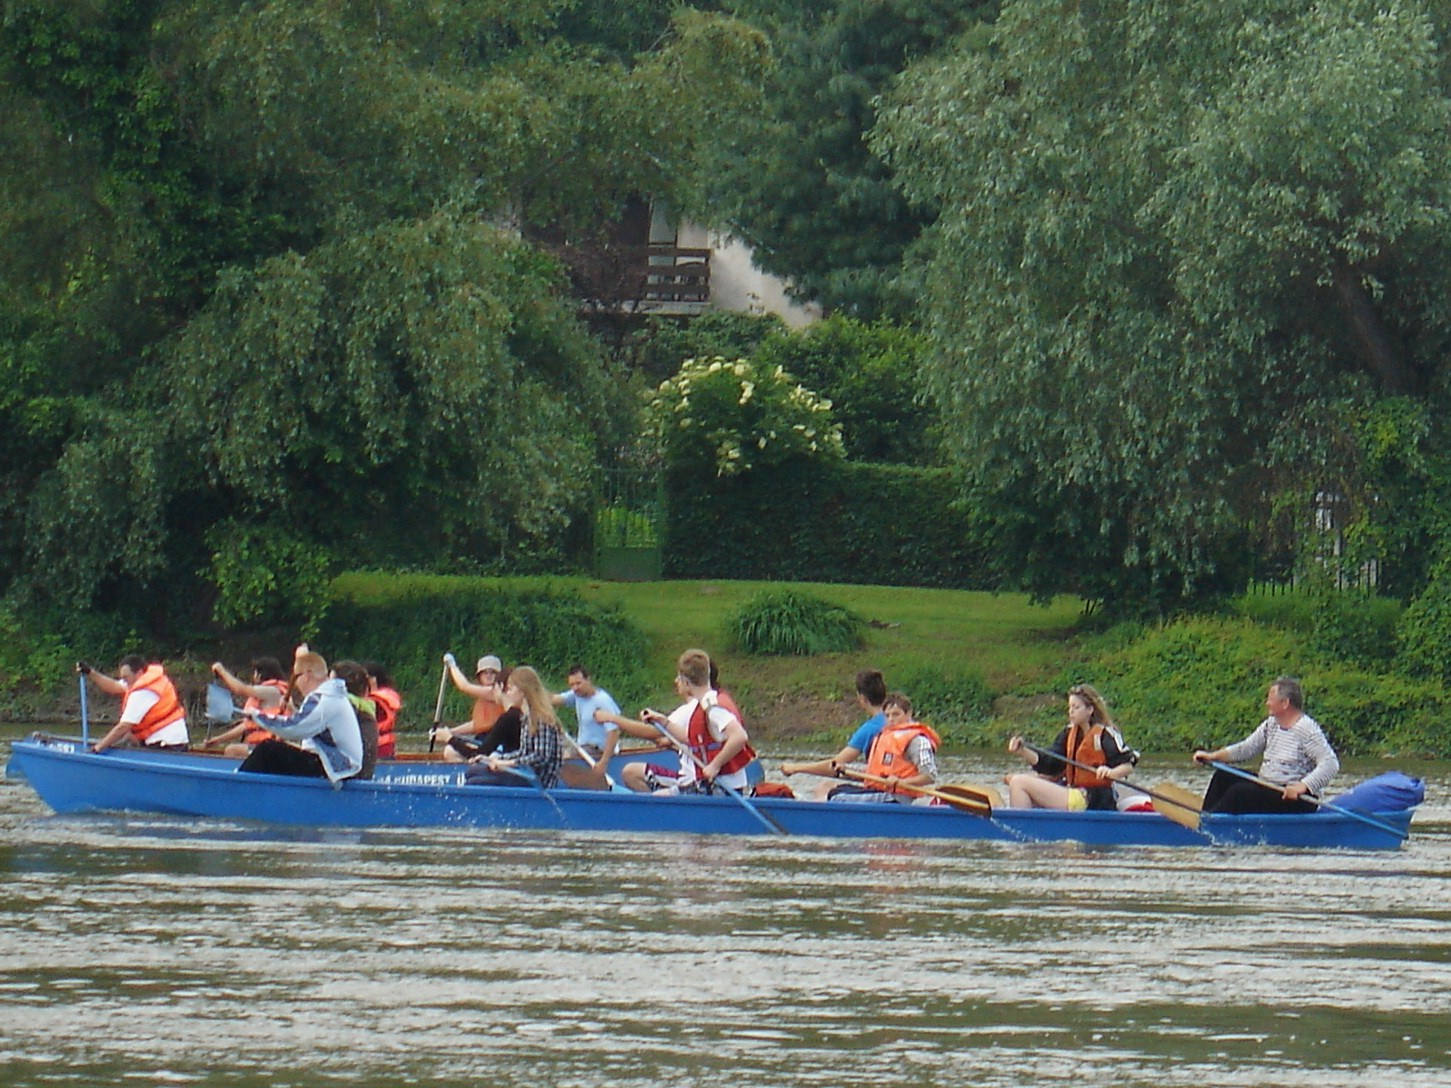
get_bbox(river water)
[2,723,1449,1088]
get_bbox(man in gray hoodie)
[238,651,364,786]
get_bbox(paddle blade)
[936,784,999,811]
[1150,781,1203,830]
[206,681,239,724]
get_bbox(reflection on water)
[2,732,1450,1088]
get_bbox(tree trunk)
[1332,265,1419,396]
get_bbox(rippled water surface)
[3,725,1449,1088]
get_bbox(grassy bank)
[330,572,1087,744]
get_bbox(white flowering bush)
[645,356,845,477]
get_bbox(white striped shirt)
[1224,713,1339,796]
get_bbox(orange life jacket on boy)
[863,721,941,787]
[124,665,186,744]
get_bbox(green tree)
[706,0,997,317]
[753,315,936,463]
[873,0,1451,608]
[1,1,770,627]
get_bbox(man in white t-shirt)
[79,654,190,752]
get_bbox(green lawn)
[461,575,1088,739]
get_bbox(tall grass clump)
[727,590,865,656]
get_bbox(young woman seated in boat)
[464,666,563,789]
[438,667,521,763]
[1004,684,1139,810]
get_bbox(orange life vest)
[470,694,503,733]
[863,721,941,786]
[686,697,755,778]
[124,664,186,744]
[242,679,290,747]
[373,686,401,757]
[1062,723,1109,789]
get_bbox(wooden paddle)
[560,731,628,793]
[1019,741,1204,830]
[836,768,992,816]
[1206,760,1409,841]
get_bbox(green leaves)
[872,0,1451,608]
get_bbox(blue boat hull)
[5,736,1414,849]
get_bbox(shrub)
[663,459,996,589]
[753,315,938,465]
[891,664,993,743]
[1231,589,1401,667]
[1396,555,1451,681]
[205,519,335,632]
[645,356,844,478]
[727,590,865,656]
[1093,615,1451,757]
[623,312,785,383]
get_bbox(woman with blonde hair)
[1004,684,1139,810]
[465,666,564,789]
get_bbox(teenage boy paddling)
[606,648,755,795]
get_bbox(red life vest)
[373,686,401,757]
[1062,723,1109,788]
[241,679,290,747]
[124,665,186,744]
[686,696,755,777]
[863,721,941,785]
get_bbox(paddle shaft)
[645,716,787,836]
[428,664,448,753]
[79,672,89,746]
[1207,760,1409,840]
[1021,741,1199,817]
[837,767,990,816]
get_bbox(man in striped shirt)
[1194,675,1340,814]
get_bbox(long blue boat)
[5,734,1415,849]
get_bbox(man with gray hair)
[1193,675,1339,813]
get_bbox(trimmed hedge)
[318,574,650,731]
[662,460,994,588]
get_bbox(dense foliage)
[663,460,993,587]
[709,0,998,316]
[645,355,844,478]
[873,0,1451,610]
[0,0,769,634]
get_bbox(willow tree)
[874,0,1451,607]
[1,0,768,627]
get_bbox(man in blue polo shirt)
[553,664,622,789]
[780,669,888,799]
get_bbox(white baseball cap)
[476,655,502,674]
